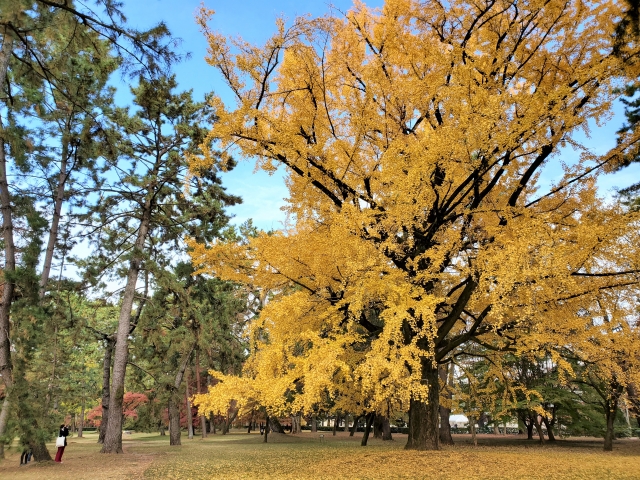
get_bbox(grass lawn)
[0,430,639,479]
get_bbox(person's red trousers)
[55,446,65,462]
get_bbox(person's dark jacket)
[59,426,69,446]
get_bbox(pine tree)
[613,0,640,209]
[81,75,240,453]
[0,0,168,457]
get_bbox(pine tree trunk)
[405,360,440,450]
[101,207,152,453]
[195,350,207,438]
[38,141,69,300]
[168,343,196,446]
[185,369,193,440]
[186,393,193,439]
[200,410,207,438]
[0,41,16,457]
[78,398,85,438]
[0,397,9,459]
[168,395,181,446]
[29,438,52,462]
[99,338,114,444]
[208,377,216,434]
[361,412,375,446]
[0,155,16,458]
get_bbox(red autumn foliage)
[86,391,149,427]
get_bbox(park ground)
[0,431,639,479]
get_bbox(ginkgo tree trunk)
[191,0,640,450]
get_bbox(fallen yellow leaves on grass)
[1,431,639,479]
[141,432,640,480]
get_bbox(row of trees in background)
[0,0,249,460]
[191,0,640,452]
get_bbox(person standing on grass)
[55,424,69,463]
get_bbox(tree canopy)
[190,0,640,450]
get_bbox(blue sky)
[119,0,639,230]
[117,0,384,231]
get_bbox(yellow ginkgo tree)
[191,0,640,450]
